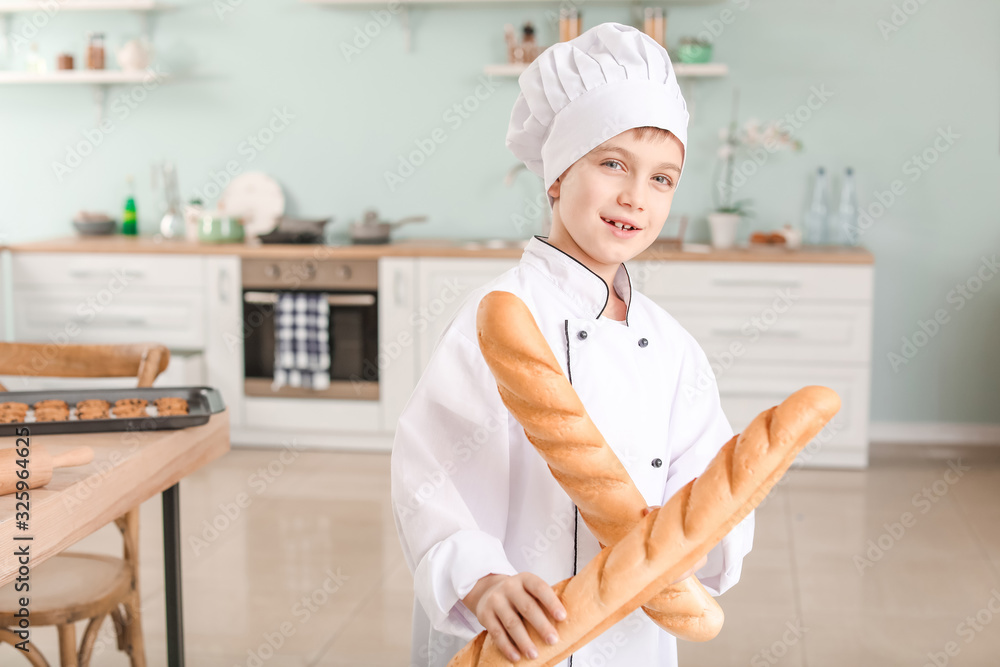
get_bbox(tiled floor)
[5,445,999,666]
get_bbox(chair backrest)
[0,342,170,391]
[0,342,170,570]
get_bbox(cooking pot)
[349,209,427,244]
[199,212,245,243]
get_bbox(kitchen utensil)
[183,199,205,242]
[348,209,427,244]
[154,160,184,239]
[257,216,330,244]
[198,212,245,243]
[0,445,93,497]
[650,215,688,250]
[116,37,151,71]
[677,37,712,64]
[218,172,284,239]
[0,386,226,438]
[72,211,116,236]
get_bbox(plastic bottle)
[122,175,138,236]
[802,167,830,245]
[833,167,859,246]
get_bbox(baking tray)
[0,386,226,437]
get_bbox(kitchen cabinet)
[414,257,520,375]
[379,257,419,432]
[0,250,8,342]
[632,259,874,468]
[3,242,874,467]
[204,256,245,429]
[10,253,207,350]
[5,253,250,421]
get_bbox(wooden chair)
[0,343,170,666]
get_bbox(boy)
[391,22,754,667]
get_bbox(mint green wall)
[0,0,997,426]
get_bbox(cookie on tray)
[33,399,69,412]
[155,397,189,415]
[114,398,148,411]
[76,399,111,412]
[0,413,25,424]
[34,409,70,422]
[0,402,29,413]
[112,407,146,419]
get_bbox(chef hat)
[506,22,690,208]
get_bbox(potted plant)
[710,89,802,248]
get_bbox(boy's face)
[546,128,684,269]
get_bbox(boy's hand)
[462,572,567,662]
[642,505,708,584]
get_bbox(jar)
[86,33,105,70]
[559,8,581,42]
[644,7,666,47]
[56,53,74,70]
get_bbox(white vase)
[708,212,742,249]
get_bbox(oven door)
[242,290,379,400]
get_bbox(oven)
[241,257,379,400]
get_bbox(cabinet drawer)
[657,300,872,363]
[633,261,873,302]
[12,292,206,349]
[11,253,205,290]
[715,364,870,460]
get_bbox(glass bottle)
[802,167,830,245]
[521,23,538,62]
[86,32,105,70]
[26,43,46,73]
[122,175,138,236]
[833,167,860,246]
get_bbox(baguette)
[448,381,840,667]
[474,290,724,641]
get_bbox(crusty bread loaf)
[475,290,723,641]
[446,292,841,666]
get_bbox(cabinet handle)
[243,292,375,307]
[710,328,801,338]
[68,269,144,280]
[70,316,148,327]
[218,266,230,304]
[394,270,406,308]
[711,278,801,288]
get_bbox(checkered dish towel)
[273,292,331,391]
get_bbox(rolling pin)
[0,445,94,496]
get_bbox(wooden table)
[0,411,230,667]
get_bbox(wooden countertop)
[3,235,874,264]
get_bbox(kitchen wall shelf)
[0,69,173,122]
[0,69,165,83]
[0,2,174,51]
[0,1,172,11]
[304,0,722,53]
[303,0,721,5]
[484,61,728,77]
[0,1,177,120]
[485,60,726,120]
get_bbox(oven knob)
[264,264,281,280]
[336,265,352,280]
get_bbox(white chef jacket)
[391,235,755,667]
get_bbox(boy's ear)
[547,177,561,200]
